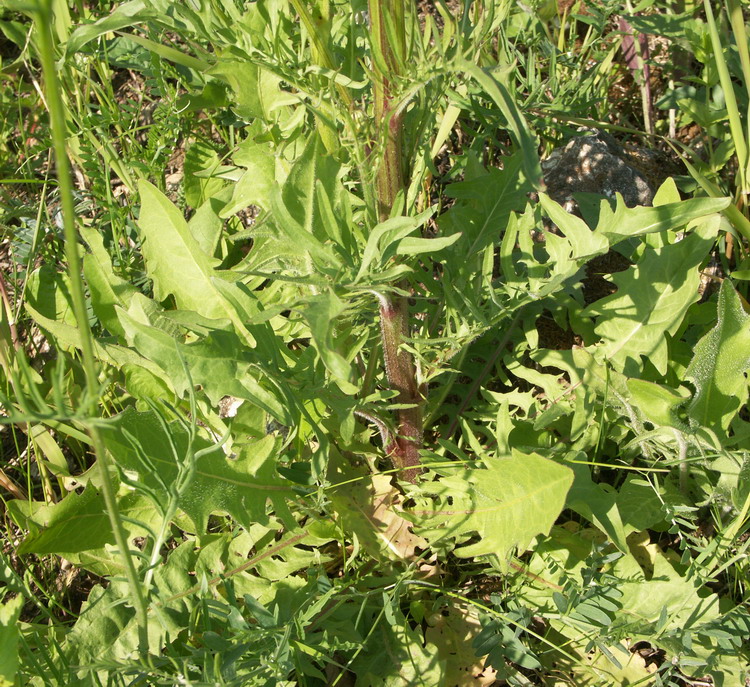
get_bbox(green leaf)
[351,609,446,686]
[137,178,220,311]
[616,477,668,532]
[136,179,257,346]
[183,140,226,209]
[120,32,210,72]
[9,489,160,574]
[440,153,532,260]
[66,0,148,54]
[395,233,461,256]
[25,265,76,332]
[122,362,174,402]
[176,80,231,113]
[208,60,295,122]
[15,484,116,555]
[81,224,139,338]
[407,450,573,561]
[355,214,431,282]
[457,59,543,189]
[0,20,28,53]
[531,348,634,446]
[685,280,750,433]
[583,219,719,375]
[117,306,289,421]
[267,189,340,273]
[187,196,224,257]
[300,291,355,391]
[593,194,729,246]
[60,581,140,673]
[613,534,720,633]
[0,595,22,687]
[627,379,689,429]
[262,134,345,270]
[220,138,277,217]
[566,462,628,551]
[100,408,296,532]
[24,298,168,381]
[539,193,609,260]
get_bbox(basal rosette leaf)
[220,138,277,218]
[439,152,532,268]
[183,140,227,210]
[626,378,691,429]
[208,60,297,124]
[350,609,446,686]
[65,0,153,55]
[58,580,141,679]
[80,224,140,339]
[9,489,161,576]
[426,606,497,686]
[12,486,153,556]
[566,462,629,552]
[328,473,428,563]
[685,279,750,433]
[25,289,166,381]
[405,450,573,560]
[539,193,609,261]
[25,265,76,334]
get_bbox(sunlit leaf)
[136,180,258,346]
[100,408,297,532]
[407,450,573,561]
[584,219,719,375]
[0,595,23,687]
[685,279,750,433]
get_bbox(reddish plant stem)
[374,90,405,220]
[367,0,423,481]
[369,0,406,219]
[379,295,422,483]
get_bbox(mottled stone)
[542,131,654,211]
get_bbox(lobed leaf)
[118,306,290,421]
[136,180,258,346]
[406,450,573,561]
[583,218,719,375]
[100,408,297,532]
[593,194,729,246]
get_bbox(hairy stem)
[369,0,406,219]
[379,296,422,482]
[368,0,423,481]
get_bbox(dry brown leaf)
[425,605,497,687]
[330,473,428,562]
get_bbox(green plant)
[2,1,750,686]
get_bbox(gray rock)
[542,131,654,211]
